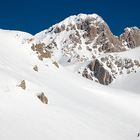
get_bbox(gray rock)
[82,69,93,81]
[33,65,38,72]
[37,92,48,104]
[82,60,113,85]
[120,27,140,48]
[18,80,26,90]
[93,60,113,85]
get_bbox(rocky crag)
[28,14,140,85]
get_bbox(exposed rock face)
[88,61,95,71]
[69,31,82,44]
[18,80,26,90]
[79,19,124,52]
[120,27,140,48]
[82,68,93,81]
[83,60,113,85]
[31,43,51,60]
[93,60,113,85]
[37,92,48,104]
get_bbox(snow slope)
[0,29,140,140]
[110,47,140,92]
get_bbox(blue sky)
[0,0,139,35]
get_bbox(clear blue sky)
[0,0,139,35]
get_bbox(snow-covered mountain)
[34,14,140,85]
[0,14,140,140]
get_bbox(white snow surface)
[0,29,140,140]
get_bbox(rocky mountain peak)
[34,14,126,64]
[32,14,140,85]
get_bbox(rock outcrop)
[33,65,38,72]
[17,80,26,90]
[120,27,140,48]
[37,92,48,104]
[31,43,51,60]
[53,61,59,68]
[81,54,140,85]
[93,60,113,85]
[82,60,113,85]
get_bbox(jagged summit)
[34,13,122,62]
[35,13,104,36]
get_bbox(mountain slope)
[0,30,140,140]
[0,13,140,140]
